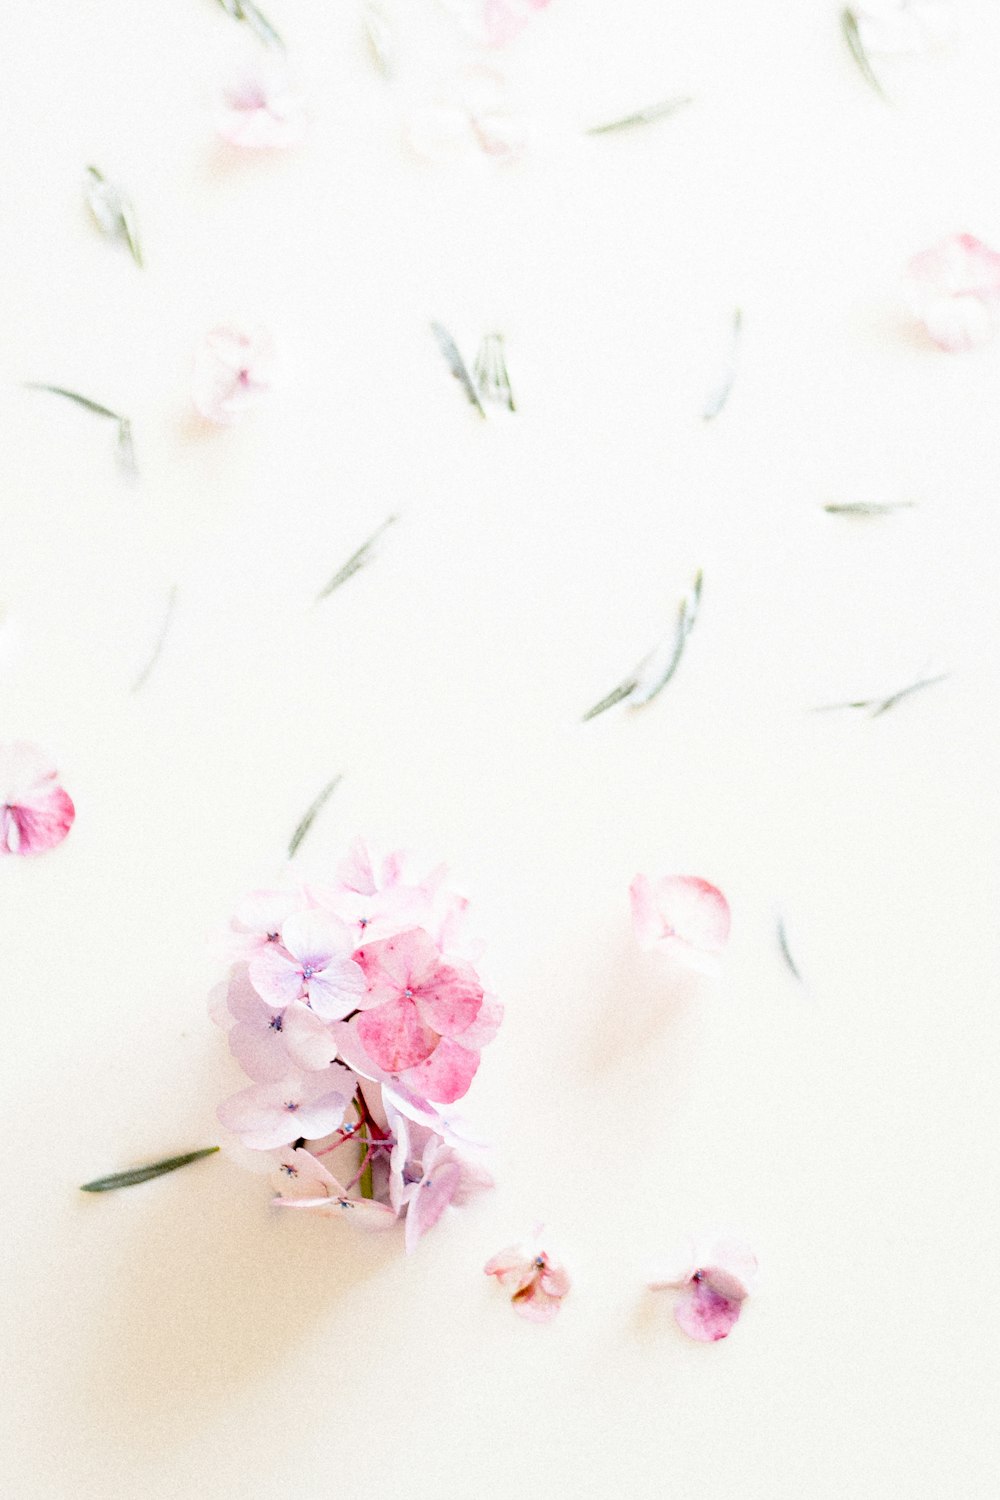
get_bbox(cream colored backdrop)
[1,1,998,1496]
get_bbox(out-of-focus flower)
[485,1230,570,1321]
[355,928,485,1103]
[191,325,275,424]
[854,0,955,55]
[249,908,364,1020]
[0,742,75,857]
[629,873,731,977]
[404,67,531,164]
[217,1068,352,1150]
[904,234,1000,351]
[648,1236,758,1342]
[216,69,308,149]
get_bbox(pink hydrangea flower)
[217,70,309,149]
[191,325,275,425]
[249,908,364,1020]
[387,1107,493,1252]
[904,234,1000,352]
[222,966,338,1081]
[271,1145,397,1228]
[0,742,75,857]
[311,838,442,947]
[229,887,307,959]
[648,1236,758,1342]
[630,873,731,977]
[217,1068,352,1150]
[354,928,485,1103]
[484,1231,571,1321]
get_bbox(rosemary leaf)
[317,515,397,601]
[25,383,122,421]
[813,672,949,716]
[823,501,916,517]
[80,1146,219,1192]
[431,322,486,418]
[131,586,178,694]
[842,8,888,100]
[702,308,742,422]
[586,95,693,136]
[288,774,342,858]
[473,333,516,412]
[583,570,703,720]
[215,0,284,49]
[777,917,804,983]
[582,676,639,723]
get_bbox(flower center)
[284,1101,300,1113]
[301,964,316,980]
[269,1014,283,1031]
[404,987,414,999]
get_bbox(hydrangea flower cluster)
[212,840,500,1251]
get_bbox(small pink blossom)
[217,1068,352,1150]
[484,1231,570,1321]
[229,888,306,959]
[249,908,364,1020]
[191,325,275,425]
[217,70,309,150]
[648,1236,758,1342]
[0,742,75,857]
[355,928,484,1103]
[904,234,1000,352]
[630,873,731,977]
[222,966,337,1081]
[271,1145,397,1228]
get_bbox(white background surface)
[1,1,998,1495]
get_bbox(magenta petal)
[674,1281,743,1342]
[0,740,75,858]
[357,996,438,1072]
[399,1038,479,1104]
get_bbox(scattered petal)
[630,873,731,977]
[904,234,1000,351]
[0,742,75,857]
[191,325,275,425]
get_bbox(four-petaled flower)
[222,966,338,1082]
[217,1069,352,1150]
[355,928,485,1103]
[904,233,1000,352]
[484,1230,571,1321]
[250,908,365,1020]
[191,325,276,425]
[630,873,731,977]
[0,742,75,857]
[648,1236,758,1342]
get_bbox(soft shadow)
[79,1150,400,1451]
[578,940,709,1078]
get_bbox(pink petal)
[248,946,306,1009]
[398,1037,480,1104]
[217,73,308,150]
[414,959,483,1037]
[357,996,438,1072]
[512,1282,565,1322]
[403,1159,462,1253]
[630,873,731,975]
[453,991,502,1049]
[281,1000,339,1071]
[0,743,74,857]
[191,326,274,425]
[904,234,1000,351]
[674,1280,744,1342]
[229,1018,295,1083]
[281,908,353,967]
[217,1074,349,1151]
[701,1237,759,1299]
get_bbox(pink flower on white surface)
[312,838,440,947]
[217,1068,352,1150]
[249,908,364,1020]
[271,1146,397,1228]
[222,966,337,1081]
[648,1236,758,1342]
[191,325,275,425]
[854,0,955,55]
[904,234,1000,352]
[630,873,731,977]
[217,70,308,149]
[229,887,306,959]
[387,1109,493,1252]
[355,928,484,1103]
[0,742,75,857]
[484,1231,571,1321]
[404,67,530,164]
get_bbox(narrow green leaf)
[80,1146,219,1192]
[316,515,397,601]
[473,333,516,412]
[777,917,804,983]
[215,0,284,49]
[431,322,486,417]
[582,676,639,722]
[583,569,704,721]
[842,8,888,100]
[288,774,342,857]
[823,501,916,516]
[586,95,693,135]
[702,308,742,421]
[131,586,178,694]
[25,383,121,421]
[869,672,949,717]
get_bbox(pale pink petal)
[191,325,274,425]
[249,945,307,1008]
[512,1282,565,1322]
[399,1037,480,1104]
[229,1016,295,1083]
[453,991,502,1049]
[904,234,1000,351]
[357,996,438,1072]
[413,959,483,1037]
[225,966,271,1024]
[630,873,731,975]
[281,1000,339,1071]
[702,1237,759,1300]
[271,1147,397,1227]
[217,1073,349,1150]
[484,1248,537,1294]
[306,956,365,1020]
[674,1280,744,1342]
[281,907,354,967]
[403,1159,462,1252]
[217,72,309,149]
